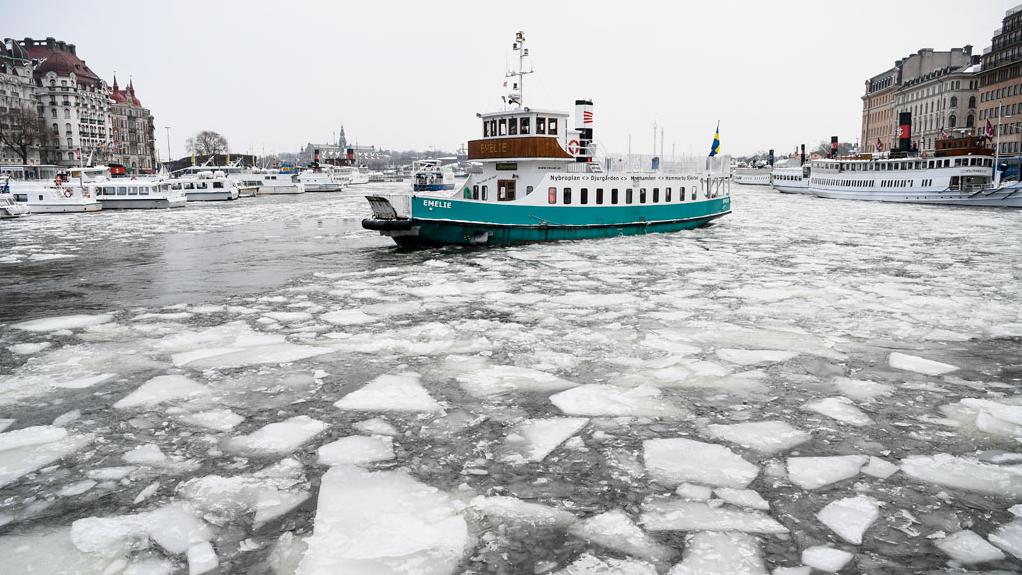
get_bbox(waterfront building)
[109,77,157,174]
[979,4,1022,156]
[0,38,40,165]
[861,66,898,153]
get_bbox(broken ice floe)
[714,487,770,510]
[644,438,758,488]
[550,384,687,418]
[934,529,1005,564]
[641,499,787,534]
[715,348,799,366]
[500,417,588,464]
[553,553,657,575]
[787,455,868,490]
[317,435,395,466]
[470,495,576,529]
[334,372,442,412]
[888,351,959,376]
[223,415,328,457]
[703,420,811,454]
[669,531,767,575]
[178,458,310,528]
[816,495,880,544]
[900,453,1022,497]
[800,545,853,573]
[114,375,208,409]
[568,509,677,564]
[0,425,94,488]
[802,396,873,426]
[456,365,577,399]
[10,313,113,332]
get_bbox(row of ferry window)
[550,186,696,205]
[812,178,932,188]
[817,157,993,171]
[94,186,154,196]
[773,174,801,181]
[483,117,559,137]
[165,181,226,190]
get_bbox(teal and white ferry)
[363,32,731,247]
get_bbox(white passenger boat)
[7,167,102,213]
[770,162,810,194]
[733,167,771,186]
[340,166,370,185]
[169,170,240,201]
[296,169,339,192]
[411,159,456,192]
[90,178,187,209]
[808,137,1022,207]
[0,189,30,218]
[259,170,306,194]
[177,165,260,197]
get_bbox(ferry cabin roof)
[471,109,575,162]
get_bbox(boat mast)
[506,31,533,109]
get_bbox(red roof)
[110,75,142,107]
[20,38,102,88]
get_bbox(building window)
[969,95,976,108]
[967,115,974,128]
[949,114,957,128]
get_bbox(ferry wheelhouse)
[362,32,731,247]
[807,137,1022,207]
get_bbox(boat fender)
[567,139,580,155]
[63,189,73,198]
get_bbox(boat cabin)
[469,109,574,161]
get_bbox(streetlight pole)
[164,126,172,165]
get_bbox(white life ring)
[567,139,580,155]
[63,189,73,198]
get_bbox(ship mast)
[506,31,533,109]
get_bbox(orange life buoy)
[63,189,73,198]
[567,139,580,155]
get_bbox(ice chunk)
[551,384,687,418]
[353,417,398,436]
[716,348,798,366]
[703,421,811,454]
[568,509,676,564]
[187,541,218,575]
[457,365,577,399]
[935,530,1005,564]
[644,438,758,488]
[668,531,767,575]
[8,342,51,355]
[990,520,1022,559]
[816,495,880,544]
[787,455,867,490]
[179,409,245,432]
[114,375,208,409]
[901,454,1022,497]
[296,465,468,574]
[125,558,175,575]
[11,313,113,332]
[177,460,310,528]
[183,343,331,369]
[0,527,120,574]
[800,546,853,573]
[803,397,873,426]
[87,466,136,480]
[553,553,658,575]
[860,457,899,479]
[321,309,377,326]
[58,479,97,496]
[501,417,588,464]
[675,483,713,500]
[641,500,787,534]
[888,352,958,376]
[263,311,313,323]
[334,373,442,413]
[470,495,576,528]
[0,430,94,488]
[224,416,328,456]
[833,377,893,402]
[0,419,12,432]
[123,444,168,465]
[0,425,67,451]
[70,502,211,556]
[715,488,770,510]
[317,435,394,466]
[772,568,811,575]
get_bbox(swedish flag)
[708,121,721,157]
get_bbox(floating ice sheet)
[568,509,676,564]
[470,496,576,529]
[803,397,873,426]
[500,417,588,464]
[551,384,687,418]
[787,455,867,490]
[800,546,853,573]
[716,348,799,366]
[553,553,658,575]
[935,530,1005,564]
[457,365,578,399]
[715,488,770,510]
[816,495,880,544]
[644,438,758,488]
[11,313,113,332]
[900,454,1022,497]
[114,375,208,409]
[334,373,442,412]
[317,435,395,466]
[0,428,94,488]
[888,352,959,376]
[703,421,811,454]
[224,416,328,456]
[668,531,767,575]
[641,499,787,534]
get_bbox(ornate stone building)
[20,37,112,167]
[109,77,157,173]
[0,38,40,165]
[979,4,1022,156]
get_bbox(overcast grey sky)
[4,0,1016,158]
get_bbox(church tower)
[338,124,348,151]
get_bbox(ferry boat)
[7,167,102,213]
[362,32,731,247]
[342,166,370,185]
[177,165,260,197]
[89,176,187,209]
[296,169,339,192]
[770,161,810,194]
[168,170,240,201]
[411,159,456,191]
[733,167,771,186]
[0,186,29,219]
[260,170,306,194]
[807,137,1022,207]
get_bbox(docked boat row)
[758,136,1022,207]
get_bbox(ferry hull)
[26,203,102,213]
[185,191,238,201]
[364,195,731,247]
[413,183,456,192]
[773,184,810,194]
[301,184,341,193]
[258,187,306,194]
[810,187,1022,207]
[99,197,187,209]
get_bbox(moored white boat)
[770,162,811,194]
[807,137,1022,207]
[7,167,102,213]
[90,179,187,209]
[0,191,30,218]
[259,170,306,194]
[733,167,771,186]
[411,159,456,192]
[168,170,240,201]
[340,166,370,185]
[296,169,339,192]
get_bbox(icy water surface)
[1,184,1021,574]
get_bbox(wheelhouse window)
[483,122,490,137]
[548,186,556,204]
[611,188,618,204]
[488,120,497,136]
[212,182,223,189]
[536,117,546,134]
[596,188,604,204]
[563,187,571,204]
[508,118,518,135]
[548,118,558,135]
[498,119,507,136]
[520,117,530,134]
[580,188,588,204]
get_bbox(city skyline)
[3,0,1017,158]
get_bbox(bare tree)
[185,130,229,155]
[0,106,50,164]
[814,140,855,157]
